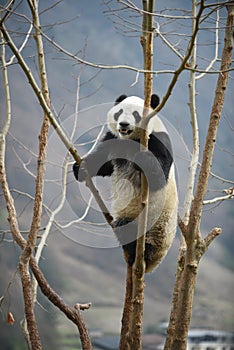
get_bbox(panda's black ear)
[151,94,160,109]
[115,94,127,105]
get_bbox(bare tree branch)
[203,192,234,204]
[167,5,234,349]
[1,29,42,347]
[0,22,113,225]
[129,1,155,349]
[17,0,51,346]
[1,3,94,348]
[74,304,93,350]
[1,2,233,349]
[181,0,199,225]
[155,22,184,60]
[1,149,93,349]
[196,8,219,80]
[164,1,201,346]
[204,226,222,249]
[188,2,234,244]
[141,0,206,129]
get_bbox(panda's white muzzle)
[118,122,133,136]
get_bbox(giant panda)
[73,94,178,272]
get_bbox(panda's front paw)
[73,162,86,182]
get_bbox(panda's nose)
[119,122,130,128]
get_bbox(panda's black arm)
[148,132,173,182]
[73,132,116,181]
[133,132,173,191]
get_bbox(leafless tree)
[0,1,233,350]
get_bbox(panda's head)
[107,94,160,139]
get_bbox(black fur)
[73,162,82,181]
[100,130,173,185]
[113,218,158,269]
[114,109,123,121]
[113,217,137,244]
[73,131,173,192]
[115,94,127,105]
[133,150,166,191]
[148,132,173,182]
[124,241,157,269]
[113,217,138,267]
[102,131,117,142]
[73,147,112,181]
[151,94,160,109]
[123,240,137,267]
[73,132,116,181]
[132,111,141,123]
[114,94,160,109]
[131,132,173,190]
[114,158,131,170]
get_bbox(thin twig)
[181,0,200,226]
[196,8,219,80]
[203,192,234,204]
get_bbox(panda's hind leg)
[144,243,158,272]
[113,219,160,271]
[123,241,158,271]
[113,217,138,267]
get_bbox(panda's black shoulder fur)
[151,94,160,109]
[99,130,173,187]
[149,132,173,182]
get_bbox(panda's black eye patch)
[133,111,141,123]
[114,109,123,121]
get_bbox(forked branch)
[128,1,155,349]
[165,4,234,350]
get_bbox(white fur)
[107,96,143,138]
[107,95,167,138]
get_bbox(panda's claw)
[73,162,86,182]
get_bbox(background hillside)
[1,230,233,349]
[0,1,233,349]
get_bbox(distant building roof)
[188,329,234,344]
[188,329,234,338]
[92,330,234,349]
[92,336,119,350]
[92,334,164,350]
